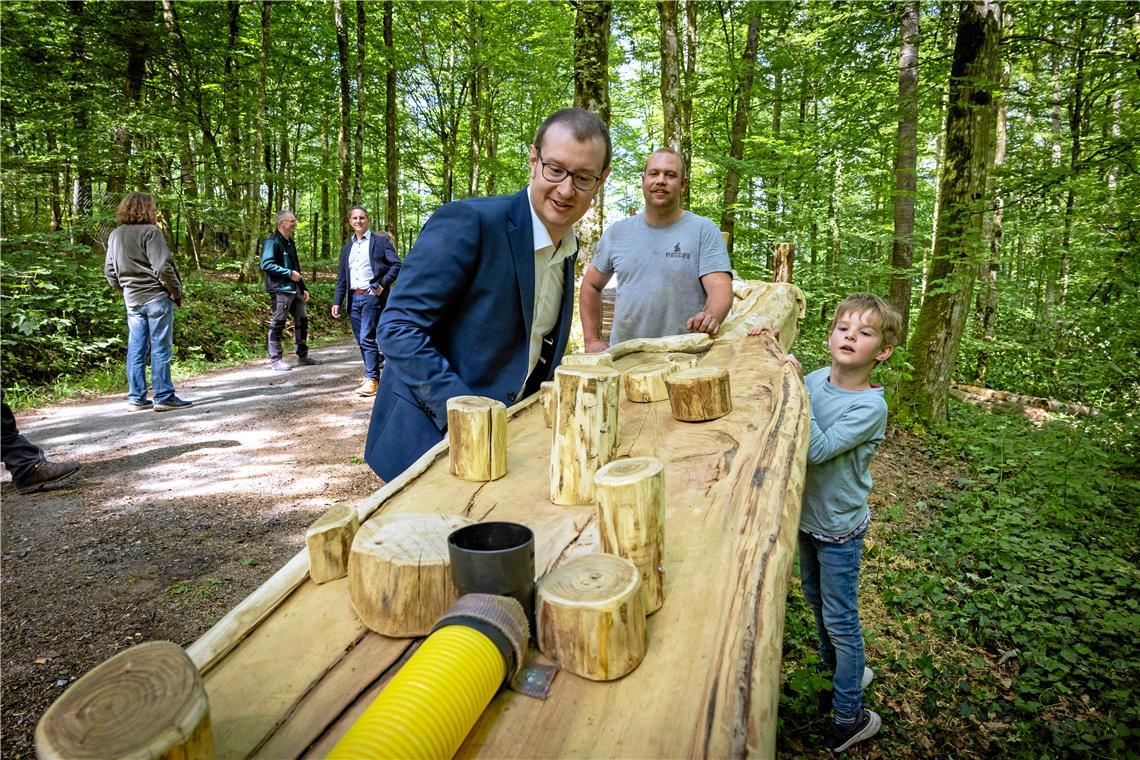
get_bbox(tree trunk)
[107,0,154,199]
[898,0,1003,426]
[161,0,202,268]
[224,0,243,256]
[681,0,697,206]
[658,1,682,151]
[384,0,398,241]
[719,11,761,258]
[335,0,352,238]
[350,1,365,206]
[467,5,483,197]
[68,0,92,241]
[572,0,612,263]
[321,109,331,259]
[890,0,920,339]
[246,0,269,273]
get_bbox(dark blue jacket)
[332,231,402,311]
[364,188,576,481]
[260,232,307,295]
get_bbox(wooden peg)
[623,360,679,403]
[550,365,621,505]
[36,640,213,760]
[559,352,614,368]
[348,512,473,637]
[540,381,556,428]
[666,367,733,421]
[447,396,508,481]
[663,352,698,369]
[306,504,360,584]
[595,457,666,613]
[536,553,646,681]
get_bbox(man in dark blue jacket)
[364,108,611,481]
[332,205,402,396]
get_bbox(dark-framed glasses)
[536,151,602,192]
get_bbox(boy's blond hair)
[829,293,903,350]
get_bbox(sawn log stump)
[666,367,733,421]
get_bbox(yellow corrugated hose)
[327,625,507,760]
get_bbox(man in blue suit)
[332,205,402,397]
[365,108,611,481]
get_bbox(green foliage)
[779,405,1140,756]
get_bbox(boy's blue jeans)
[125,296,176,404]
[799,530,866,724]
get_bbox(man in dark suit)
[332,205,402,396]
[364,108,611,481]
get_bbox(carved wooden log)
[36,640,213,760]
[447,396,508,481]
[595,457,666,614]
[550,365,621,505]
[539,381,556,428]
[348,512,473,636]
[623,360,678,403]
[560,352,614,368]
[536,553,646,681]
[666,367,733,421]
[306,504,360,584]
[664,352,699,369]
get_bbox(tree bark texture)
[384,0,398,241]
[681,0,697,206]
[572,0,612,262]
[899,1,1003,425]
[720,12,761,258]
[891,0,920,339]
[658,1,682,151]
[353,0,366,205]
[335,0,352,239]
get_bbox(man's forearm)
[703,274,734,324]
[579,282,605,344]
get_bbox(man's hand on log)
[584,338,609,354]
[686,310,720,335]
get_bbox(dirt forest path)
[1,339,384,758]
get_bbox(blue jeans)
[349,293,383,379]
[126,296,176,403]
[799,530,866,723]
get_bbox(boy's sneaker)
[14,460,81,494]
[127,399,153,412]
[826,708,881,754]
[818,667,875,715]
[270,360,292,372]
[154,397,193,412]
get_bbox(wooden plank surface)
[197,282,808,759]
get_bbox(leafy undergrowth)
[2,239,349,409]
[778,404,1140,758]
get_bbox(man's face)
[528,123,609,242]
[641,151,687,213]
[349,209,370,237]
[278,215,297,238]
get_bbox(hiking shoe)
[127,399,153,412]
[14,460,81,494]
[270,360,292,372]
[818,667,875,715]
[154,397,193,412]
[827,708,881,754]
[355,379,379,397]
[296,355,320,366]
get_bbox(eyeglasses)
[536,151,602,192]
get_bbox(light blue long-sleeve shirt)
[800,367,887,537]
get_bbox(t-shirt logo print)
[664,242,691,260]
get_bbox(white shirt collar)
[353,229,372,243]
[526,185,576,262]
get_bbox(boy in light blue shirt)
[751,292,902,754]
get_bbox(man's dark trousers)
[268,293,309,362]
[349,292,384,380]
[1,401,44,481]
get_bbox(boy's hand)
[778,353,803,376]
[747,321,780,339]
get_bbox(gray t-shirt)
[591,211,731,345]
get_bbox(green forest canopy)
[1,0,1136,414]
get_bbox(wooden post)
[560,352,615,368]
[772,242,794,283]
[447,396,508,481]
[550,365,621,505]
[347,512,473,636]
[36,640,214,760]
[623,360,679,403]
[595,457,666,613]
[306,504,360,584]
[666,367,733,421]
[536,553,646,681]
[540,381,556,428]
[663,352,698,369]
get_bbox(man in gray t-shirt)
[580,148,733,351]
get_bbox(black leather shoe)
[296,356,320,366]
[14,460,81,494]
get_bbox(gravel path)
[1,340,383,758]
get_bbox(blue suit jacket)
[364,188,577,481]
[332,231,402,311]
